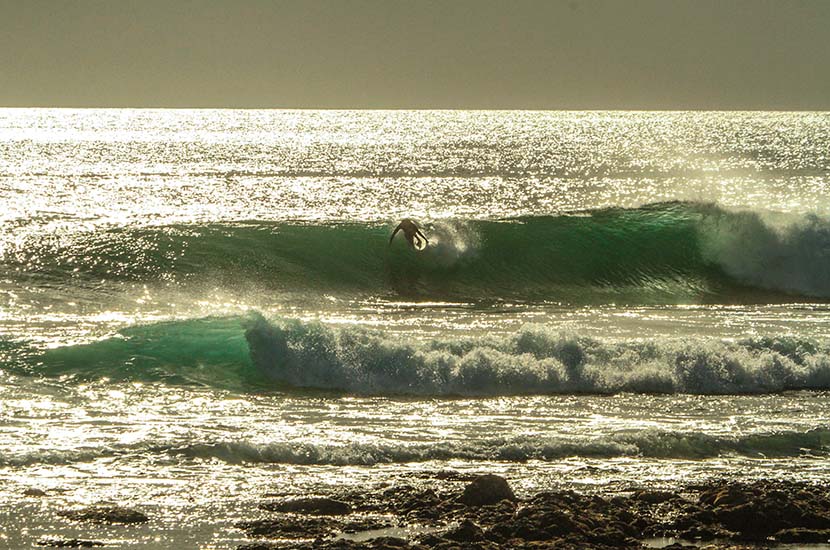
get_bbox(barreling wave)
[3,201,830,303]
[5,312,830,396]
[4,427,829,467]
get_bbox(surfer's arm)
[389,225,402,245]
[416,230,429,244]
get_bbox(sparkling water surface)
[1,109,830,548]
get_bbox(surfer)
[389,218,429,250]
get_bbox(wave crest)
[4,202,830,303]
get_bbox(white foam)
[700,207,830,297]
[244,314,830,396]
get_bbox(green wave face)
[4,201,830,303]
[9,317,259,389]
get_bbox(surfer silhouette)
[389,219,429,250]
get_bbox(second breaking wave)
[5,312,830,396]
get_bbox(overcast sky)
[1,0,829,109]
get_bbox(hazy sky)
[1,0,829,109]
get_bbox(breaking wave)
[172,428,830,464]
[3,428,829,467]
[4,312,830,396]
[3,201,830,303]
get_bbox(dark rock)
[445,519,485,542]
[342,517,393,533]
[364,537,408,548]
[416,533,444,546]
[677,524,725,541]
[59,505,148,524]
[585,526,635,547]
[432,470,478,482]
[261,497,352,516]
[236,515,336,538]
[236,545,282,550]
[37,540,104,548]
[775,527,830,543]
[668,481,830,543]
[376,485,450,521]
[459,475,516,507]
[231,480,830,549]
[24,488,48,497]
[699,485,749,508]
[633,490,678,504]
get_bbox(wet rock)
[699,485,749,508]
[459,475,516,507]
[236,544,282,550]
[275,538,425,550]
[261,496,352,516]
[431,470,479,482]
[24,488,48,497]
[473,499,516,531]
[37,540,104,548]
[341,517,393,533]
[445,519,485,542]
[585,525,636,547]
[774,527,830,543]
[633,490,678,504]
[715,495,828,539]
[378,485,450,521]
[671,481,830,543]
[59,505,149,524]
[677,523,728,541]
[236,515,336,538]
[234,480,830,549]
[363,537,409,548]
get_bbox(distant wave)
[3,427,829,467]
[3,201,830,304]
[4,312,830,396]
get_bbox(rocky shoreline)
[28,475,830,549]
[232,476,830,550]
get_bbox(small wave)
[169,427,830,465]
[0,448,121,468]
[4,428,827,468]
[3,202,830,303]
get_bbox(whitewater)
[1,109,830,548]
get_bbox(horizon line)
[2,106,829,113]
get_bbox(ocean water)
[1,109,829,548]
